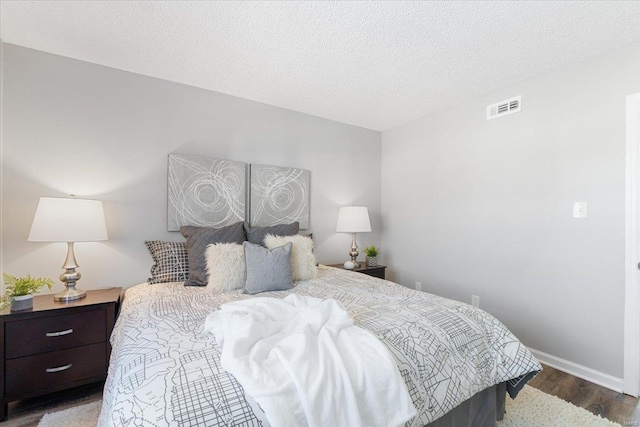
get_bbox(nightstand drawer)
[362,267,385,279]
[5,309,106,359]
[5,342,106,397]
[328,264,386,280]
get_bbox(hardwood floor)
[528,364,640,426]
[1,365,639,426]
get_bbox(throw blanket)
[204,294,417,427]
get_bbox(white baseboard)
[529,348,624,393]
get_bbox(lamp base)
[54,287,86,302]
[55,242,86,302]
[349,232,361,268]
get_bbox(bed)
[98,265,540,427]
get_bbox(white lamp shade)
[336,206,372,233]
[28,197,108,242]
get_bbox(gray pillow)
[180,222,246,286]
[243,241,293,294]
[144,241,188,284]
[244,222,299,246]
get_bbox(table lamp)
[28,197,108,301]
[336,206,371,268]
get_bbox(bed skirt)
[424,383,506,427]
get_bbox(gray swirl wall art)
[250,164,310,229]
[168,154,246,231]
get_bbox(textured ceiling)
[2,1,640,131]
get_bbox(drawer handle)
[46,363,72,373]
[46,329,73,337]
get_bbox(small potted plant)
[2,273,54,311]
[364,246,380,267]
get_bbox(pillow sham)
[205,243,246,293]
[243,241,293,295]
[244,222,299,246]
[264,234,317,282]
[144,241,189,284]
[180,222,246,287]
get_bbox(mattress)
[99,265,540,426]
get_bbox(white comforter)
[204,294,417,427]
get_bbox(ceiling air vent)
[486,96,521,120]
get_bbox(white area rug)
[38,400,101,427]
[499,385,622,427]
[38,386,622,427]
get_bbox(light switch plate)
[573,202,587,218]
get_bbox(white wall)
[0,41,4,288]
[1,44,382,291]
[381,42,640,379]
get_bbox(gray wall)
[1,44,382,291]
[4,39,640,380]
[381,42,640,378]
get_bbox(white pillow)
[264,234,317,282]
[205,243,246,292]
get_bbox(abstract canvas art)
[168,154,246,231]
[250,164,310,229]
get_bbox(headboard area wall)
[1,44,382,291]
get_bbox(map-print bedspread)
[98,265,540,426]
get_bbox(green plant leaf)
[364,245,379,257]
[2,273,54,308]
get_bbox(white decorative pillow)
[264,234,318,282]
[205,243,246,293]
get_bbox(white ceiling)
[2,1,640,131]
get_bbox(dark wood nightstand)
[329,263,387,279]
[0,287,122,421]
